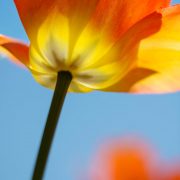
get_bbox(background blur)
[0,0,180,179]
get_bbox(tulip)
[1,1,180,179]
[1,0,180,93]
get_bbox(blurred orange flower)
[87,138,180,180]
[0,0,180,93]
[88,138,159,180]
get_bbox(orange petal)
[130,5,180,94]
[90,0,170,40]
[0,34,29,67]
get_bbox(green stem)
[32,71,72,180]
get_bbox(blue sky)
[0,1,180,180]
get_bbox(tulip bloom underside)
[1,0,180,93]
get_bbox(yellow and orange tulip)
[1,0,180,93]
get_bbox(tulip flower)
[1,0,180,180]
[1,0,180,93]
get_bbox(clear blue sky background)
[0,1,180,180]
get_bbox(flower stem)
[32,71,72,180]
